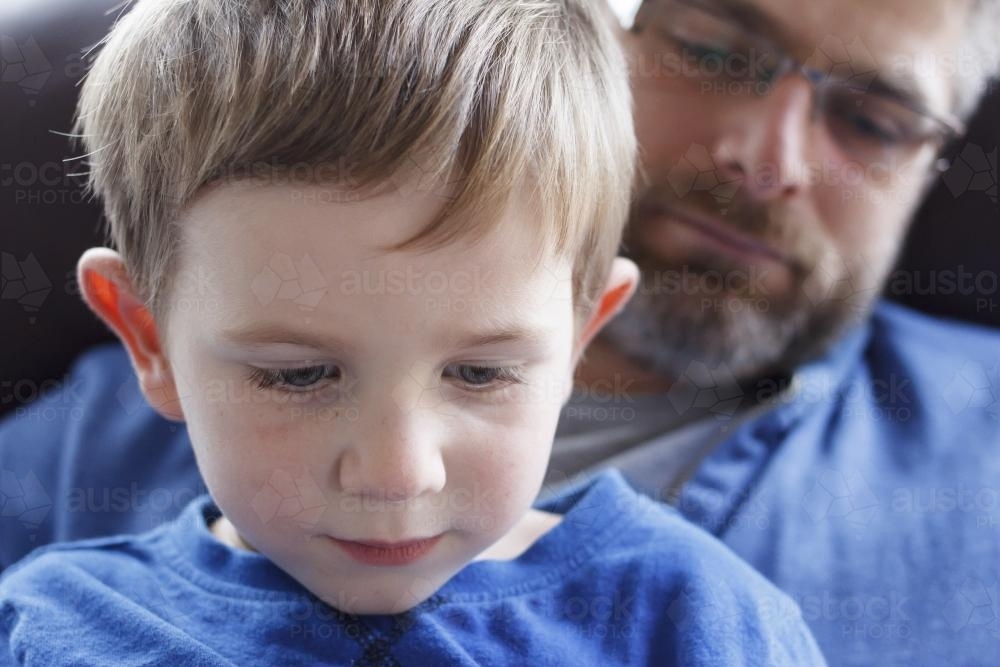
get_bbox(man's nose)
[336,404,447,504]
[710,75,817,201]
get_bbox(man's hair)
[74,0,635,327]
[957,0,1000,119]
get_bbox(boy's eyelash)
[444,364,526,391]
[246,364,525,394]
[247,364,340,392]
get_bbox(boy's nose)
[336,408,447,505]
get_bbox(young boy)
[0,0,825,664]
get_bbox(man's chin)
[600,286,868,384]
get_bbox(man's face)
[609,0,969,380]
[162,180,577,614]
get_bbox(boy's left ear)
[572,257,640,366]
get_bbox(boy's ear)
[77,247,185,422]
[572,257,640,367]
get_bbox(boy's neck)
[473,509,563,562]
[210,515,258,553]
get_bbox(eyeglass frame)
[631,0,968,169]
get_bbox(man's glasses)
[633,0,965,168]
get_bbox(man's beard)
[602,181,885,383]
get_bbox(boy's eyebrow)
[218,322,554,352]
[445,326,555,351]
[218,323,358,354]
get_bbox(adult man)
[550,1,1000,664]
[0,0,997,664]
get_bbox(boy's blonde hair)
[75,0,636,329]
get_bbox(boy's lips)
[327,534,444,566]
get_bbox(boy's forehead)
[183,178,556,256]
[174,181,574,331]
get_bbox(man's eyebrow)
[864,74,935,116]
[686,0,940,115]
[700,0,797,46]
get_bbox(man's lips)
[327,534,443,567]
[645,205,791,265]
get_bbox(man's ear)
[572,257,640,367]
[76,247,185,422]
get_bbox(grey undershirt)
[545,376,792,504]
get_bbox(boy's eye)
[248,364,341,392]
[443,364,524,390]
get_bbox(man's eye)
[826,92,918,147]
[248,364,341,392]
[840,110,905,144]
[680,38,733,61]
[443,364,524,390]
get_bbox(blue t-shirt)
[0,470,824,666]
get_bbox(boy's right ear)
[76,248,185,422]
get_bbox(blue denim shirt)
[1,300,997,666]
[676,301,999,666]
